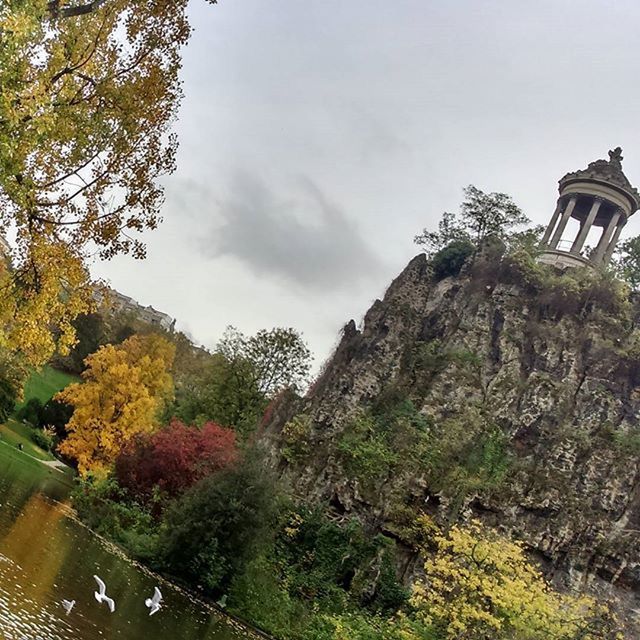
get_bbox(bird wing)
[105,596,115,613]
[152,587,162,605]
[93,575,106,596]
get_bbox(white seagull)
[93,575,115,613]
[61,599,75,615]
[145,586,162,616]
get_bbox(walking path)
[0,439,70,473]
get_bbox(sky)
[92,0,640,369]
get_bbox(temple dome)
[558,147,640,217]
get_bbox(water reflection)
[0,449,246,640]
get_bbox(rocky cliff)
[261,243,640,629]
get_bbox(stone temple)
[539,148,640,268]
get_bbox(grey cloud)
[203,172,385,292]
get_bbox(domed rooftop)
[559,147,640,214]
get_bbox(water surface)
[0,446,248,640]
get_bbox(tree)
[169,327,312,436]
[115,419,238,505]
[0,0,214,364]
[0,348,27,421]
[55,333,175,476]
[170,352,266,435]
[614,235,640,290]
[53,312,106,374]
[414,185,529,258]
[38,398,73,439]
[218,326,312,396]
[411,519,620,640]
[158,451,281,594]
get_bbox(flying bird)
[61,599,75,615]
[93,575,115,613]
[144,586,162,616]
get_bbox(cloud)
[202,172,385,292]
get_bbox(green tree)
[614,235,640,290]
[0,348,27,421]
[218,326,312,396]
[415,185,529,258]
[169,326,312,435]
[158,451,281,594]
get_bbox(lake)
[0,445,249,640]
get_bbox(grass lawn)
[0,419,55,461]
[0,441,75,487]
[0,438,49,474]
[15,365,79,409]
[1,365,78,465]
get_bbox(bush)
[278,508,409,615]
[431,240,475,281]
[228,554,309,638]
[38,399,73,437]
[16,398,43,426]
[31,428,53,452]
[115,419,238,507]
[72,478,159,561]
[157,450,281,594]
[337,400,430,494]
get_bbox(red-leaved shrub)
[115,419,238,504]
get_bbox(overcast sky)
[92,0,640,369]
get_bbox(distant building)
[94,286,176,332]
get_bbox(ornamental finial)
[609,147,623,167]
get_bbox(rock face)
[261,246,640,628]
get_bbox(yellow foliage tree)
[56,334,175,477]
[411,519,621,640]
[0,0,214,364]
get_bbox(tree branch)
[48,0,109,19]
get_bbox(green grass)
[0,442,75,487]
[16,365,78,409]
[0,419,55,461]
[0,439,48,473]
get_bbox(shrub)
[157,450,281,594]
[31,428,53,452]
[72,478,159,562]
[337,400,430,493]
[278,508,409,615]
[228,554,309,639]
[16,398,43,426]
[431,240,475,281]
[115,419,238,507]
[281,414,312,462]
[411,520,620,640]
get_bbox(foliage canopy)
[56,333,175,476]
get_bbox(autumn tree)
[115,419,238,505]
[414,185,529,258]
[411,518,620,640]
[56,333,175,476]
[0,0,214,364]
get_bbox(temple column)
[549,195,578,248]
[592,210,620,263]
[571,197,602,254]
[602,217,625,265]
[541,199,564,246]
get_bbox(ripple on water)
[0,462,248,640]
